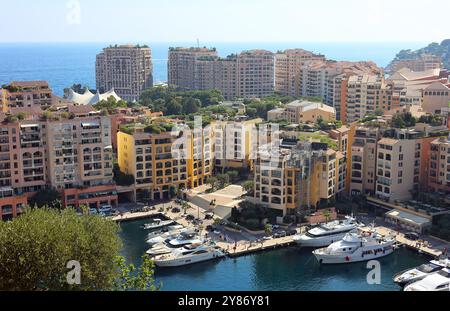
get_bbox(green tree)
[29,188,62,209]
[113,256,160,291]
[217,174,230,189]
[166,98,183,115]
[242,181,254,194]
[206,176,218,191]
[264,223,273,236]
[94,96,127,112]
[0,208,159,291]
[226,170,240,183]
[182,97,201,114]
[113,164,135,186]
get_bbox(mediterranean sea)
[0,42,427,96]
[119,219,430,291]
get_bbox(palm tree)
[323,210,332,224]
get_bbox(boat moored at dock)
[404,268,450,291]
[393,257,450,287]
[293,216,360,248]
[154,243,225,267]
[143,219,175,230]
[313,231,396,264]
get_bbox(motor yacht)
[393,257,450,287]
[404,268,450,291]
[143,218,174,230]
[313,231,396,264]
[293,216,360,248]
[154,243,225,267]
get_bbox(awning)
[385,209,431,226]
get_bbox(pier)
[361,226,444,258]
[217,237,296,258]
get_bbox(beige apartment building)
[236,50,275,98]
[168,47,218,90]
[213,118,263,171]
[268,100,336,124]
[96,45,153,102]
[422,82,450,114]
[349,126,380,196]
[389,54,443,73]
[44,116,116,209]
[275,49,326,97]
[0,81,53,111]
[252,141,345,217]
[375,137,421,202]
[345,75,386,123]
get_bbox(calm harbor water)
[0,42,426,96]
[119,219,430,291]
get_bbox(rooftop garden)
[298,132,339,151]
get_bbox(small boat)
[393,258,450,287]
[313,231,396,264]
[404,268,450,291]
[143,219,174,230]
[154,243,225,267]
[293,216,360,248]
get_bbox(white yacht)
[146,231,203,256]
[146,225,184,240]
[394,258,450,287]
[143,219,174,230]
[293,216,360,248]
[154,243,225,267]
[404,268,450,291]
[147,230,186,246]
[313,231,396,264]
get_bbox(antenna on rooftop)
[197,39,200,48]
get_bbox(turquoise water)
[0,42,426,96]
[119,219,430,291]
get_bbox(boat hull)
[294,232,349,248]
[314,248,395,264]
[155,252,224,267]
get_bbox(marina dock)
[361,226,443,258]
[216,237,296,258]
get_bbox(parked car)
[206,225,214,232]
[263,236,273,241]
[287,229,298,236]
[185,215,195,221]
[405,232,420,241]
[271,224,280,230]
[273,231,287,239]
[193,219,203,225]
[171,207,181,213]
[204,213,214,220]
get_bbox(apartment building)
[252,141,344,217]
[0,81,53,110]
[117,123,215,200]
[168,47,218,90]
[96,45,153,102]
[0,113,116,215]
[213,118,263,171]
[428,136,450,194]
[375,137,421,202]
[349,126,380,196]
[389,54,443,73]
[45,117,116,209]
[422,82,450,114]
[236,50,275,98]
[267,100,336,123]
[275,49,326,97]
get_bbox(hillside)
[390,39,450,69]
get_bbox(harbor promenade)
[361,226,445,258]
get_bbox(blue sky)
[1,0,448,43]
